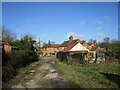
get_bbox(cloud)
[97,21,103,25]
[80,19,85,25]
[103,16,109,19]
[96,32,104,37]
[66,32,85,39]
[35,34,47,43]
[97,26,102,30]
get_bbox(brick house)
[58,36,99,62]
[40,44,60,56]
[0,41,17,53]
[59,36,97,52]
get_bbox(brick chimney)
[93,40,97,45]
[69,36,73,41]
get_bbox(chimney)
[93,40,97,45]
[69,36,73,41]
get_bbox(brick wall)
[4,45,11,52]
[42,48,56,56]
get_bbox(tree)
[97,37,120,61]
[43,42,47,45]
[51,41,56,44]
[48,40,52,47]
[2,28,39,84]
[81,40,86,43]
[110,40,120,59]
[97,37,110,61]
[103,37,110,43]
[19,34,36,51]
[2,26,17,43]
[38,38,42,49]
[88,39,93,43]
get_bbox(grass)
[55,59,120,88]
[3,60,40,88]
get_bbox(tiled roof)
[59,39,81,47]
[62,43,77,52]
[42,44,60,48]
[62,42,90,53]
[52,44,60,48]
[60,40,97,53]
[42,44,48,48]
[0,41,17,48]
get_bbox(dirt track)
[11,58,76,88]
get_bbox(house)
[40,44,60,56]
[58,36,81,51]
[58,36,99,62]
[59,36,96,52]
[0,41,17,53]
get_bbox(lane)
[11,57,72,88]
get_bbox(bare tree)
[2,26,17,42]
[88,39,93,43]
[103,37,110,43]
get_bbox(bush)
[54,58,59,63]
[2,49,39,83]
[2,51,17,82]
[57,52,70,62]
[66,56,76,65]
[2,28,39,84]
[56,52,85,64]
[51,53,55,55]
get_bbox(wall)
[58,47,65,51]
[42,47,56,56]
[70,43,89,51]
[4,45,11,52]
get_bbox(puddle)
[51,78,63,86]
[57,83,63,85]
[51,78,62,81]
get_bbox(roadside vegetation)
[3,60,40,88]
[2,26,120,88]
[2,27,39,88]
[55,59,120,88]
[97,37,120,62]
[54,37,120,88]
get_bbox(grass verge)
[55,59,120,88]
[3,60,40,88]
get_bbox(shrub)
[57,52,70,62]
[56,52,85,64]
[51,53,55,55]
[54,58,59,63]
[2,49,39,83]
[2,51,17,82]
[66,56,75,65]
